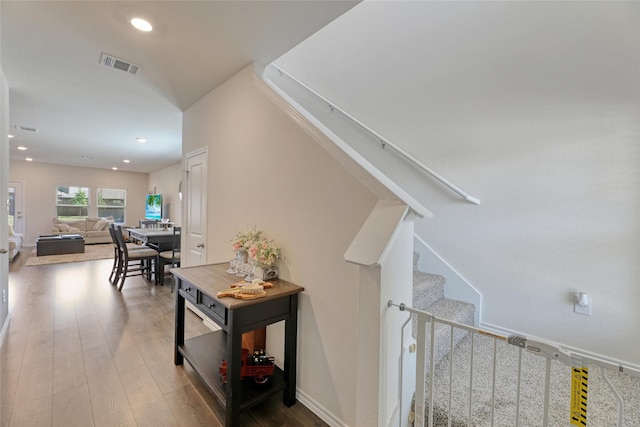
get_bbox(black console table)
[172,263,304,426]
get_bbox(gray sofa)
[49,217,114,244]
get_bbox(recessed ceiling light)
[131,18,152,32]
[136,137,146,143]
[17,146,27,151]
[25,157,33,162]
[123,159,130,163]
[112,167,118,171]
[8,134,15,138]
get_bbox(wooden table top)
[171,263,304,310]
[126,227,175,237]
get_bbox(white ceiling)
[1,0,358,173]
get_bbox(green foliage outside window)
[72,190,88,205]
[56,185,89,220]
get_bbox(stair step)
[428,298,475,326]
[413,298,475,367]
[429,298,475,365]
[413,251,477,372]
[413,271,446,309]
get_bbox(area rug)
[25,244,114,266]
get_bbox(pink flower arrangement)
[231,227,262,253]
[247,238,280,267]
[232,227,280,266]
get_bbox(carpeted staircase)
[411,252,640,427]
[412,252,475,366]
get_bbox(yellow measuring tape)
[570,366,588,426]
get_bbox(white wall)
[275,1,640,364]
[379,217,414,427]
[344,200,415,427]
[9,161,149,244]
[148,163,182,226]
[183,64,379,426]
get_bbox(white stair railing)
[388,300,640,427]
[269,65,481,205]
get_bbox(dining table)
[127,227,176,251]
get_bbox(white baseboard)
[478,321,516,337]
[186,300,346,425]
[296,388,349,427]
[202,316,221,332]
[186,301,221,332]
[481,321,640,373]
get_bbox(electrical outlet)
[574,299,591,316]
[2,289,5,303]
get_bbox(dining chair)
[109,223,154,285]
[108,223,121,285]
[114,225,159,291]
[157,226,181,288]
[108,223,154,285]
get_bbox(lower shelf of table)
[177,330,286,410]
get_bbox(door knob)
[197,243,205,248]
[0,249,7,254]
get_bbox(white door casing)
[8,181,25,234]
[1,71,10,335]
[184,148,208,266]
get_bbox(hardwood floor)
[2,249,327,427]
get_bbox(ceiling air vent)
[99,53,140,75]
[15,125,38,133]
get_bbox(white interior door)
[1,74,10,332]
[8,181,24,234]
[184,148,208,266]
